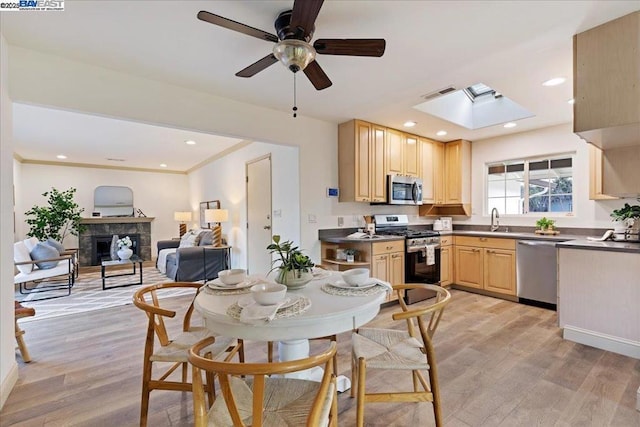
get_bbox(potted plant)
[267,235,315,289]
[610,199,640,233]
[345,248,358,263]
[25,187,86,243]
[535,217,556,233]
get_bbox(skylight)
[464,83,495,100]
[412,83,534,130]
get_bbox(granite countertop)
[320,235,404,244]
[556,239,640,253]
[319,227,640,253]
[446,230,583,242]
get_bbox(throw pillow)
[23,237,39,253]
[30,243,60,270]
[45,238,65,254]
[14,241,33,274]
[199,230,214,246]
[179,230,199,248]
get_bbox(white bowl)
[342,268,371,286]
[218,269,247,285]
[250,283,287,305]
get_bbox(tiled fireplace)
[78,217,154,266]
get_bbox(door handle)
[263,225,271,230]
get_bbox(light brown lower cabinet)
[453,236,516,296]
[371,241,405,302]
[439,235,453,287]
[320,239,405,302]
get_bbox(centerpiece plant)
[267,235,315,288]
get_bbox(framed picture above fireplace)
[199,200,220,228]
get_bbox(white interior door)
[246,155,272,275]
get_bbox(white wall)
[461,123,636,230]
[188,142,300,268]
[0,34,18,409]
[15,163,190,256]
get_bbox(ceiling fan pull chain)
[292,72,298,118]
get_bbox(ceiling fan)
[197,0,386,92]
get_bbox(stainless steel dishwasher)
[516,240,558,310]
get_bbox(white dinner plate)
[207,278,256,290]
[330,279,378,290]
[237,295,300,309]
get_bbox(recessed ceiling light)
[160,163,167,168]
[185,140,196,145]
[56,154,67,159]
[542,77,566,87]
[503,122,517,128]
[436,130,447,136]
[403,121,416,128]
[567,98,575,104]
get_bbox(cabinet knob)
[480,237,487,242]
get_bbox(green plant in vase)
[535,217,556,232]
[25,187,86,243]
[267,235,315,288]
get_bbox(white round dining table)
[194,272,387,391]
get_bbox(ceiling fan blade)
[290,0,324,39]
[314,39,386,57]
[236,54,279,78]
[197,10,278,43]
[303,61,332,90]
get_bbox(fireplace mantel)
[80,217,155,224]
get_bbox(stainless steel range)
[374,215,441,304]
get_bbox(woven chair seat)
[150,327,235,363]
[207,377,334,427]
[352,328,429,370]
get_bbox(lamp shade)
[205,209,228,224]
[174,211,192,222]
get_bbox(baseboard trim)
[563,325,640,359]
[0,361,18,410]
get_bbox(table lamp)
[204,208,228,247]
[174,211,192,237]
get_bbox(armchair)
[14,240,75,301]
[157,232,230,282]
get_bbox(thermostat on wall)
[327,188,339,198]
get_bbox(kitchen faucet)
[490,207,500,232]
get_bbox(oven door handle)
[407,244,441,253]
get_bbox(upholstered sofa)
[156,230,229,282]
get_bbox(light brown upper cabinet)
[573,11,640,150]
[338,119,386,202]
[386,129,420,177]
[385,128,404,176]
[419,139,471,216]
[419,137,444,204]
[403,134,420,177]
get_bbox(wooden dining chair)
[132,282,244,427]
[189,338,338,427]
[350,284,451,427]
[14,301,36,363]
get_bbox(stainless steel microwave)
[388,175,423,205]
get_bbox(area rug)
[14,267,188,322]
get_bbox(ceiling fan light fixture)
[273,39,316,73]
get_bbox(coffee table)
[101,255,143,290]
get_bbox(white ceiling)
[4,1,639,172]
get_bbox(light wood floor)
[3,289,639,426]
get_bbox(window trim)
[485,152,575,217]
